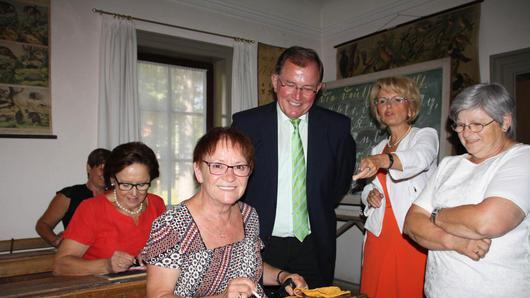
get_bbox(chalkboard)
[318,58,451,165]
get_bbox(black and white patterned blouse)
[142,202,265,297]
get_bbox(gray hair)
[449,83,515,137]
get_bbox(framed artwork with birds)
[335,1,480,98]
[0,0,52,138]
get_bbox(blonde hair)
[369,76,421,129]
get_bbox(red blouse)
[64,193,166,260]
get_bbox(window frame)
[137,52,214,130]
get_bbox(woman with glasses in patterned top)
[352,76,439,298]
[404,83,530,297]
[142,127,306,298]
[53,142,166,275]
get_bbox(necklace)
[113,189,144,215]
[387,126,412,148]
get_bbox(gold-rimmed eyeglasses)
[202,160,252,177]
[373,96,408,106]
[277,77,318,97]
[451,119,496,133]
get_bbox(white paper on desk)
[129,265,146,271]
[363,184,386,237]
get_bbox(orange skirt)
[360,171,427,298]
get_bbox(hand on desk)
[222,277,258,298]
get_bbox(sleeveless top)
[58,184,93,228]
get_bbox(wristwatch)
[430,208,442,225]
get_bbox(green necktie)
[291,119,309,242]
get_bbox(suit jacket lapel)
[262,103,278,199]
[306,107,321,207]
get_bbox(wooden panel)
[0,272,146,298]
[0,237,52,253]
[54,280,146,298]
[0,250,55,278]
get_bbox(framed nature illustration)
[0,0,53,138]
[257,42,284,106]
[336,2,480,97]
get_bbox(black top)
[58,184,94,228]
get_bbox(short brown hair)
[87,148,111,168]
[193,127,254,169]
[104,142,159,188]
[369,76,421,128]
[274,46,324,82]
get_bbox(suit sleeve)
[334,118,356,204]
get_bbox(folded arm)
[404,204,491,261]
[433,197,525,239]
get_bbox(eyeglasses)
[277,77,318,97]
[373,96,408,105]
[202,160,252,177]
[114,177,151,192]
[451,119,496,133]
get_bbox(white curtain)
[97,15,140,149]
[231,40,258,114]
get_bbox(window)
[138,59,211,205]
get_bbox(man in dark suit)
[232,46,356,288]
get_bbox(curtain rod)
[92,8,255,43]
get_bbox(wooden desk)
[336,193,365,237]
[0,249,55,278]
[336,214,365,237]
[0,237,52,254]
[0,272,146,297]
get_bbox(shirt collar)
[276,102,308,124]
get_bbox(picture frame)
[0,0,54,138]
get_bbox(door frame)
[490,47,530,139]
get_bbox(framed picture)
[0,0,54,138]
[336,2,480,97]
[257,43,284,106]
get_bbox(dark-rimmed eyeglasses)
[373,96,408,105]
[114,177,151,192]
[277,77,318,97]
[451,119,495,133]
[202,160,252,177]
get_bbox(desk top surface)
[0,271,146,297]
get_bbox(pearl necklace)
[113,189,144,215]
[387,126,412,148]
